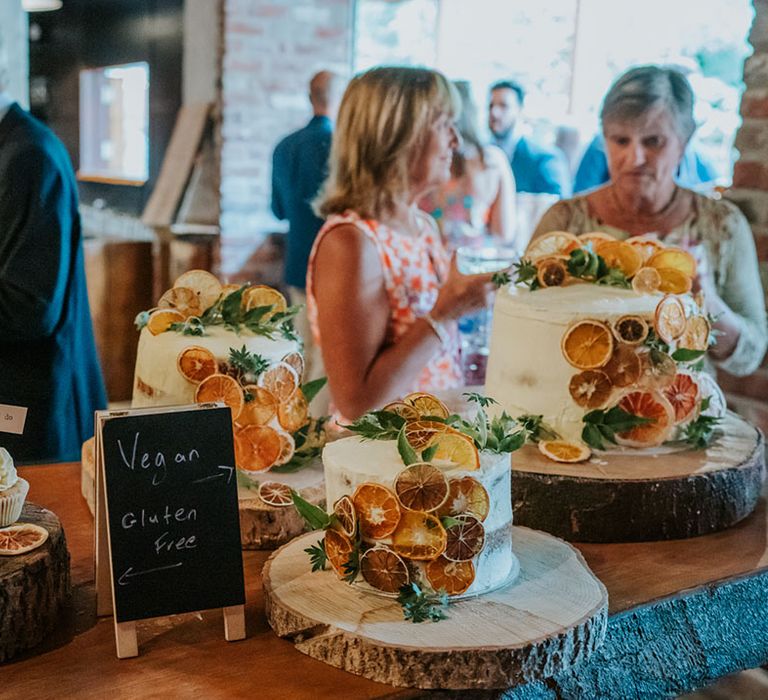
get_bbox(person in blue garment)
[573,132,719,194]
[488,79,572,198]
[0,76,106,464]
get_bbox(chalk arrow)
[118,562,183,586]
[191,465,234,485]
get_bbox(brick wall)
[218,0,352,282]
[722,0,768,399]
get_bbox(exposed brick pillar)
[218,0,353,284]
[721,0,768,399]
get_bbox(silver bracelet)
[422,312,450,347]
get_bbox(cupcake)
[0,448,29,527]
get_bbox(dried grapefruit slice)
[425,556,475,595]
[437,477,490,521]
[656,267,692,295]
[393,463,450,512]
[360,547,410,593]
[443,514,485,562]
[404,420,450,450]
[195,373,244,420]
[678,315,711,352]
[257,481,294,507]
[234,424,282,471]
[0,523,49,555]
[615,390,675,446]
[332,495,357,538]
[561,320,614,370]
[238,385,278,426]
[391,511,447,561]
[602,344,642,388]
[662,372,700,423]
[525,231,580,261]
[631,266,662,294]
[612,315,649,345]
[403,392,450,419]
[426,431,480,471]
[536,257,568,287]
[654,295,687,344]
[173,269,223,311]
[647,247,697,278]
[325,528,354,579]
[538,440,591,463]
[595,240,642,278]
[146,308,185,335]
[352,483,401,539]
[277,390,309,432]
[158,287,203,318]
[568,369,613,408]
[258,362,299,402]
[382,401,421,422]
[242,285,287,318]
[177,346,217,384]
[281,351,305,381]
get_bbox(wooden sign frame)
[94,404,246,658]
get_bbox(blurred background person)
[420,80,516,251]
[308,66,495,422]
[532,65,767,377]
[0,68,106,464]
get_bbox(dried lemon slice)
[0,523,49,556]
[158,287,203,318]
[242,285,287,319]
[174,269,223,311]
[595,240,642,278]
[257,481,294,507]
[391,511,447,561]
[525,231,580,261]
[647,247,697,278]
[654,295,687,344]
[425,431,480,471]
[538,440,591,463]
[631,267,662,294]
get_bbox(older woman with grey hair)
[532,64,767,376]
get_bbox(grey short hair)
[600,65,696,143]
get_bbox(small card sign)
[94,405,245,657]
[0,403,27,435]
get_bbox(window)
[78,62,149,185]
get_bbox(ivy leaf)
[292,492,332,531]
[396,582,448,623]
[397,425,420,466]
[301,377,327,403]
[672,348,707,363]
[421,443,439,462]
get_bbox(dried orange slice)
[146,308,185,335]
[382,401,421,422]
[678,315,711,352]
[394,463,450,512]
[437,477,490,521]
[0,523,49,555]
[647,247,697,278]
[360,547,410,593]
[443,514,485,562]
[274,431,296,466]
[603,344,642,388]
[257,481,294,507]
[281,351,305,381]
[234,424,282,471]
[426,431,480,471]
[638,350,677,390]
[404,420,450,450]
[578,231,616,249]
[242,285,287,318]
[258,362,299,402]
[662,372,700,423]
[425,556,475,595]
[391,511,447,561]
[525,231,580,261]
[631,267,662,294]
[195,373,244,420]
[561,320,614,370]
[654,295,687,344]
[174,269,223,311]
[656,267,692,295]
[615,390,675,446]
[324,528,354,579]
[538,440,591,463]
[595,240,642,278]
[238,385,278,426]
[536,257,568,287]
[278,390,309,432]
[568,370,613,408]
[333,495,357,538]
[352,483,401,539]
[177,346,217,384]
[612,315,649,345]
[403,392,450,419]
[626,236,664,263]
[158,287,203,318]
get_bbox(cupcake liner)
[0,477,29,527]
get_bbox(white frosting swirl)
[0,448,18,491]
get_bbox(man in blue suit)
[488,80,571,198]
[0,78,106,463]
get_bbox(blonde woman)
[307,66,494,421]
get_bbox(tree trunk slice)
[513,412,765,543]
[237,459,325,550]
[263,527,608,690]
[0,503,71,662]
[81,441,325,550]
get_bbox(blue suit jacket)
[511,136,572,197]
[271,115,332,289]
[0,104,106,463]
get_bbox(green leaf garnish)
[397,582,448,623]
[421,443,439,462]
[301,377,327,403]
[516,414,559,443]
[462,392,498,408]
[681,397,722,448]
[305,540,328,572]
[229,345,270,378]
[513,258,540,290]
[671,348,707,363]
[292,491,333,531]
[581,406,654,450]
[343,411,406,441]
[492,270,511,288]
[397,425,420,466]
[169,316,206,336]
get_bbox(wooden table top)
[6,460,768,699]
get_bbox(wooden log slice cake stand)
[263,527,608,690]
[513,412,765,543]
[0,503,71,662]
[81,440,325,550]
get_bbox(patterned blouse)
[533,192,768,376]
[306,210,463,418]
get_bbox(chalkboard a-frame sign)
[94,404,246,658]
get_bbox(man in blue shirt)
[488,80,571,198]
